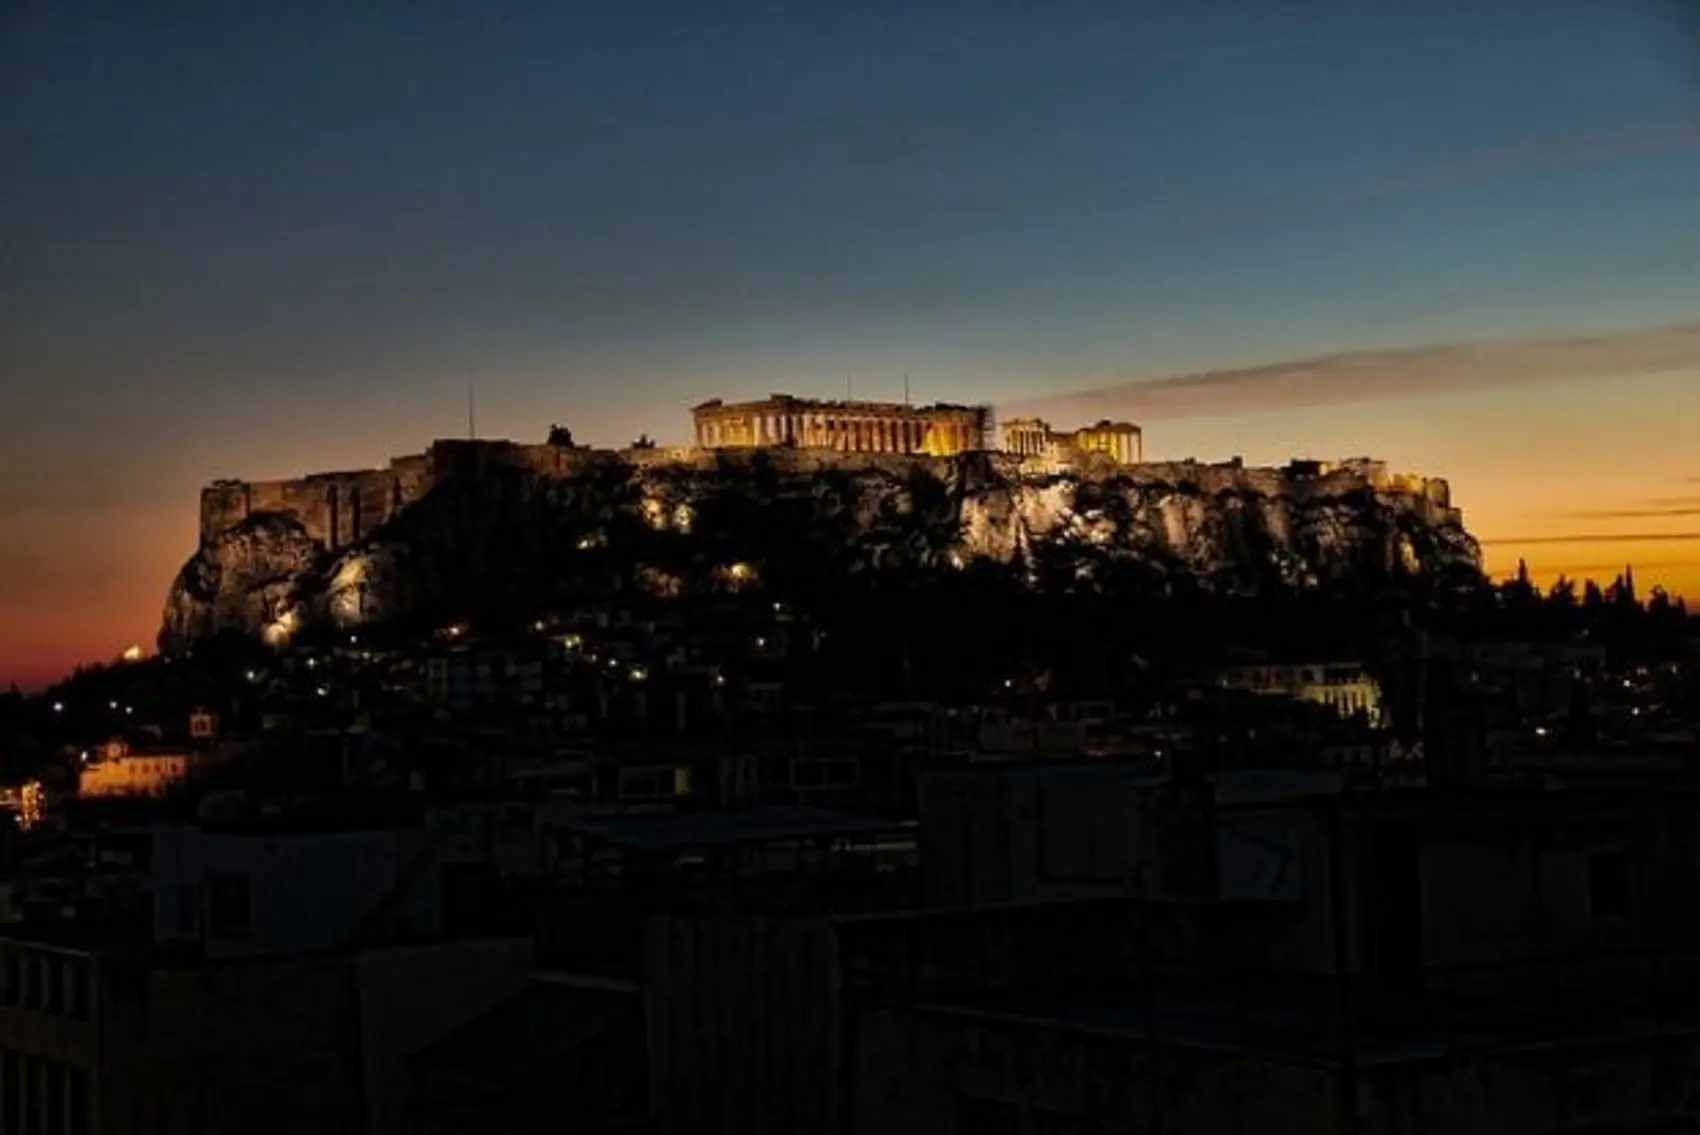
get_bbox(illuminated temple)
[690,394,1141,464]
[1001,416,1143,465]
[691,395,994,456]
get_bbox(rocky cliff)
[160,449,1480,648]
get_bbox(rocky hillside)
[160,451,1481,648]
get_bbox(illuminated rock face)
[161,512,324,646]
[955,457,1476,589]
[160,449,1480,647]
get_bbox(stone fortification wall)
[198,439,1456,554]
[201,453,439,550]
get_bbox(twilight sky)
[3,0,1700,688]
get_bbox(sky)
[3,0,1700,688]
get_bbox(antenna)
[467,382,476,440]
[904,373,911,405]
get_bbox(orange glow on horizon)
[5,364,1699,690]
[1482,541,1700,602]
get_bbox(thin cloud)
[1005,321,1700,422]
[1337,121,1700,205]
[1478,533,1700,547]
[1503,561,1693,579]
[1555,493,1700,522]
[1562,505,1700,523]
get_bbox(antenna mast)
[904,373,911,405]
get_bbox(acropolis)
[193,395,1151,552]
[691,393,1142,464]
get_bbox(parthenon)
[691,395,993,457]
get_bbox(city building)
[403,976,651,1135]
[0,802,535,1134]
[151,821,444,959]
[0,924,532,1135]
[919,761,1177,906]
[76,745,189,800]
[690,394,993,455]
[626,780,1700,1135]
[1219,660,1385,726]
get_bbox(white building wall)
[153,825,443,958]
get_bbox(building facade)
[77,747,189,800]
[690,395,992,456]
[1219,661,1385,726]
[1001,416,1143,465]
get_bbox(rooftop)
[549,804,903,852]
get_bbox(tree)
[1608,564,1639,609]
[547,424,575,448]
